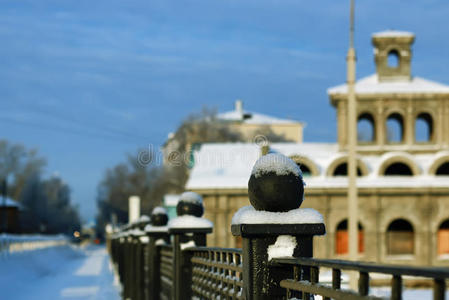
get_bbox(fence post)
[123,230,133,300]
[134,216,151,300]
[145,207,170,300]
[231,153,326,300]
[169,192,213,300]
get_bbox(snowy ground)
[0,244,120,300]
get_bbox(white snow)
[0,197,23,208]
[75,248,104,276]
[130,229,145,236]
[218,109,298,125]
[144,225,169,233]
[164,194,180,206]
[138,215,150,223]
[179,191,203,205]
[1,234,68,254]
[0,245,120,300]
[267,235,297,261]
[186,142,449,190]
[328,74,449,95]
[231,205,324,225]
[168,216,213,229]
[180,240,196,250]
[186,143,261,189]
[251,153,302,178]
[152,206,167,215]
[139,236,149,243]
[372,30,414,38]
[155,239,166,246]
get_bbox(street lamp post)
[347,0,359,289]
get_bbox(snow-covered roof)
[186,142,449,190]
[328,74,449,95]
[372,30,414,38]
[164,194,180,206]
[186,143,261,189]
[217,105,299,125]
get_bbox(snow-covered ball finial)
[176,191,204,217]
[151,206,168,226]
[248,153,304,212]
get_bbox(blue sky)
[1,0,449,221]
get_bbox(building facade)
[185,31,449,266]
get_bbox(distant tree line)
[95,107,291,237]
[0,140,81,234]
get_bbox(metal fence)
[273,257,449,300]
[108,217,449,300]
[189,247,244,299]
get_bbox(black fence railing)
[108,205,449,300]
[189,247,244,299]
[108,155,449,300]
[273,257,449,300]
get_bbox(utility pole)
[347,0,358,289]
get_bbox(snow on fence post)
[168,192,213,300]
[144,207,170,300]
[231,153,326,299]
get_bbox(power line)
[0,115,152,145]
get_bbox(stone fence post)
[145,207,170,300]
[168,192,213,300]
[231,153,326,300]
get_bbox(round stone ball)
[176,191,204,217]
[151,213,168,226]
[248,171,304,212]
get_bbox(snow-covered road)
[0,244,120,300]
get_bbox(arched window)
[357,113,375,143]
[415,113,433,143]
[384,162,413,176]
[438,220,449,256]
[387,219,414,255]
[386,113,404,143]
[387,49,400,68]
[290,155,319,177]
[333,163,362,176]
[335,220,364,254]
[298,163,312,177]
[436,162,449,175]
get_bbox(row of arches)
[335,218,449,256]
[357,111,434,143]
[293,155,449,177]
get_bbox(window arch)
[327,156,369,177]
[378,154,420,176]
[387,219,414,255]
[387,49,400,68]
[386,113,404,143]
[438,219,449,256]
[335,219,364,254]
[299,164,312,177]
[289,155,320,177]
[357,113,375,143]
[384,162,413,176]
[415,112,433,143]
[436,162,449,175]
[428,154,449,175]
[333,163,363,176]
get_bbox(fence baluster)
[358,271,369,296]
[433,278,445,300]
